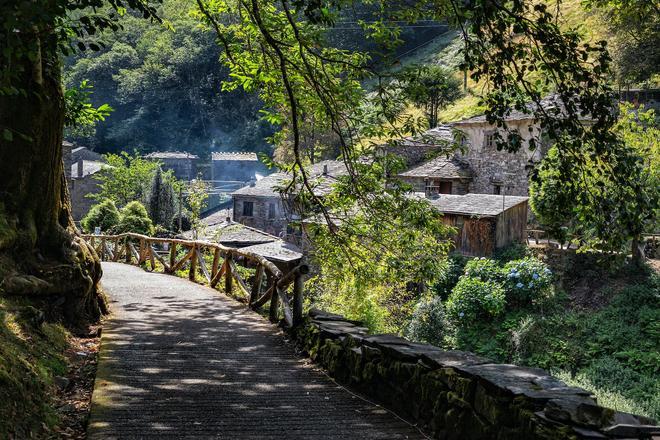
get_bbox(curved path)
[89,262,424,439]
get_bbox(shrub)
[81,199,120,233]
[433,254,468,299]
[446,277,506,324]
[463,257,502,282]
[502,257,554,305]
[115,201,154,235]
[493,243,529,263]
[171,211,192,232]
[405,296,449,347]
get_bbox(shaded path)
[89,263,424,439]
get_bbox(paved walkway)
[89,263,425,439]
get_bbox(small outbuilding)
[145,151,199,181]
[211,152,266,183]
[425,193,529,257]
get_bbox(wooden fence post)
[125,238,131,264]
[268,275,279,323]
[224,252,233,294]
[293,271,304,326]
[189,245,197,281]
[211,248,220,280]
[250,264,264,305]
[169,242,177,273]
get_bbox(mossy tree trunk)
[0,25,106,325]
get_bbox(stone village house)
[211,152,267,183]
[231,160,348,238]
[397,109,551,198]
[63,142,107,221]
[144,151,199,181]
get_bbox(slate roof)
[399,155,473,179]
[213,223,279,246]
[71,160,106,179]
[240,240,303,263]
[212,152,258,161]
[145,151,199,160]
[182,214,279,246]
[425,193,528,217]
[452,94,593,126]
[398,125,455,147]
[232,160,348,198]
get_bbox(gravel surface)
[88,262,426,439]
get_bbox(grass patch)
[0,296,71,438]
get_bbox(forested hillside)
[64,0,448,156]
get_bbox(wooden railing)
[81,233,308,327]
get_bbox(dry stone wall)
[293,309,660,440]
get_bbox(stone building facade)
[231,160,347,239]
[396,110,551,197]
[69,159,106,221]
[451,116,547,196]
[145,151,198,181]
[212,152,266,183]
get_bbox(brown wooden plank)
[198,250,212,283]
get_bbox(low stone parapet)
[294,309,660,440]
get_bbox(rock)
[602,424,660,437]
[544,397,613,428]
[53,376,70,391]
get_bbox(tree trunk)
[0,27,106,326]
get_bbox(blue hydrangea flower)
[516,282,523,288]
[458,312,465,318]
[532,273,539,280]
[528,282,534,288]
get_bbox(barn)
[426,193,529,257]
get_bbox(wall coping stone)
[292,310,660,439]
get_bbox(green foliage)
[64,80,113,139]
[462,258,503,283]
[492,243,529,263]
[92,151,160,206]
[446,278,506,324]
[445,269,660,420]
[502,257,554,306]
[397,64,462,128]
[0,297,70,438]
[405,296,449,347]
[81,199,121,233]
[530,104,659,255]
[186,177,208,239]
[64,0,272,154]
[147,167,178,229]
[583,0,660,83]
[116,201,154,235]
[433,254,468,299]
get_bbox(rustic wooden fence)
[81,233,308,327]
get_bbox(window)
[493,185,502,195]
[439,181,453,194]
[242,201,254,217]
[484,131,497,150]
[268,202,276,219]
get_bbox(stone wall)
[294,309,659,440]
[232,195,287,236]
[70,175,100,221]
[455,120,547,196]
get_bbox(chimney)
[322,164,328,176]
[77,160,84,178]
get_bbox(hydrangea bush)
[446,277,506,324]
[405,296,449,346]
[503,257,554,305]
[462,257,503,283]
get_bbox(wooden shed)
[427,193,529,257]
